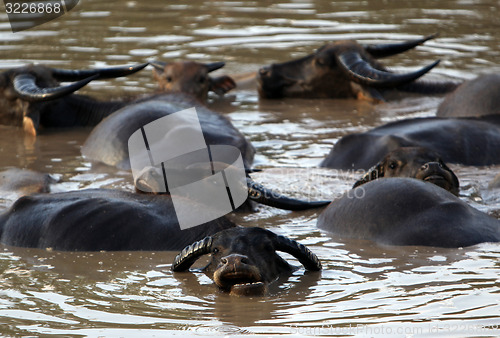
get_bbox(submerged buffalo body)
[257,34,458,100]
[317,178,500,247]
[437,74,500,118]
[82,93,255,170]
[321,116,500,170]
[0,189,235,251]
[172,227,321,296]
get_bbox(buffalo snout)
[214,253,264,296]
[419,161,442,173]
[417,161,458,195]
[220,253,249,266]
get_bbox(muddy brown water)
[1,0,500,337]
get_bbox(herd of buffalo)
[1,34,499,296]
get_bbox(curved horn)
[352,162,385,189]
[273,234,321,271]
[247,178,331,210]
[205,61,225,73]
[364,33,438,58]
[13,74,98,102]
[171,236,213,272]
[51,63,148,81]
[337,52,440,88]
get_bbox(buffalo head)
[257,34,440,100]
[172,227,321,296]
[353,147,459,195]
[133,165,331,211]
[151,60,236,101]
[0,63,148,134]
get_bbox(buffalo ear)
[350,82,385,103]
[134,166,167,194]
[171,237,213,272]
[209,75,236,95]
[273,234,321,271]
[352,162,385,189]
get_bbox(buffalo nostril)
[422,162,443,172]
[221,254,249,266]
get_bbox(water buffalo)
[317,178,500,247]
[81,93,255,170]
[1,60,234,135]
[320,115,500,170]
[0,189,236,251]
[172,227,321,296]
[437,74,500,117]
[0,63,148,134]
[151,60,236,100]
[352,147,459,195]
[0,180,328,251]
[257,34,458,100]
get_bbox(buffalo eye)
[212,248,219,254]
[199,76,207,84]
[388,161,398,170]
[166,76,173,83]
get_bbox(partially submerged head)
[151,60,236,101]
[257,34,440,100]
[353,147,459,195]
[172,227,321,296]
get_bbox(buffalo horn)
[51,62,148,81]
[352,162,385,189]
[273,234,322,271]
[364,33,438,58]
[247,178,331,210]
[337,52,440,88]
[13,73,98,102]
[205,61,225,73]
[171,236,213,271]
